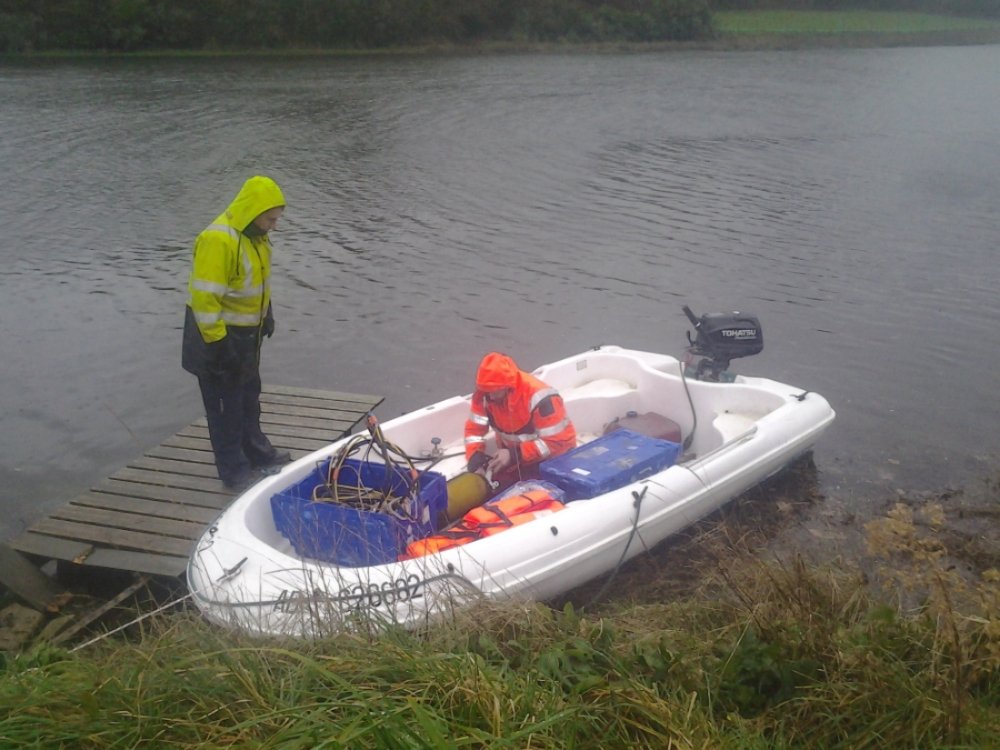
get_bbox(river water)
[2,46,999,543]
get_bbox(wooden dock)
[7,385,383,581]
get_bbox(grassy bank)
[716,10,1000,34]
[2,486,998,748]
[709,10,1000,49]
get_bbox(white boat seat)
[713,412,757,444]
[562,378,635,400]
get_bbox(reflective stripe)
[529,388,558,411]
[538,418,571,437]
[226,282,264,298]
[205,223,239,240]
[194,310,221,325]
[239,242,253,281]
[191,279,228,295]
[221,311,262,325]
[464,435,486,446]
[469,413,489,427]
[531,439,551,459]
[495,430,537,443]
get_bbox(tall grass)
[2,500,998,748]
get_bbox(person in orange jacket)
[464,352,577,487]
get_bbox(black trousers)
[197,371,276,484]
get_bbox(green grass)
[716,10,1000,34]
[2,498,999,749]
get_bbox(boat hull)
[187,346,834,637]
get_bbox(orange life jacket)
[403,488,565,558]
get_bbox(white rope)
[69,591,194,653]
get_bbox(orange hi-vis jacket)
[464,352,577,466]
[403,488,565,558]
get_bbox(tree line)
[1,0,994,54]
[0,0,716,53]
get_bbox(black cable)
[679,354,698,453]
[582,485,647,610]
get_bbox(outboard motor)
[682,305,763,382]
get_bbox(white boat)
[187,309,835,637]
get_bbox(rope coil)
[310,414,424,523]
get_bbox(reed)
[2,497,997,748]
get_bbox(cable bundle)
[311,414,422,522]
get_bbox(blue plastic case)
[539,428,681,501]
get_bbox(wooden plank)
[83,549,187,578]
[144,445,216,464]
[30,517,194,558]
[255,421,354,441]
[259,420,356,440]
[259,392,375,410]
[261,384,384,406]
[164,428,326,455]
[179,421,352,443]
[259,402,378,421]
[110,468,227,494]
[274,438,331,454]
[163,434,321,458]
[50,575,152,645]
[94,478,231,510]
[0,543,68,612]
[10,532,94,564]
[129,455,220,478]
[51,505,206,540]
[160,434,213,451]
[260,413,364,432]
[70,493,221,525]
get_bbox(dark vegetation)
[0,0,715,53]
[3,0,996,54]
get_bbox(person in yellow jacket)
[181,175,290,491]
[464,352,577,488]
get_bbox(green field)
[717,10,1000,34]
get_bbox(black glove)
[262,306,275,338]
[467,451,490,474]
[206,336,240,380]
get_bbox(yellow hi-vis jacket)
[187,175,285,343]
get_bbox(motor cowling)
[683,305,763,381]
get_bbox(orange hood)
[475,352,520,392]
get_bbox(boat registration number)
[272,573,424,614]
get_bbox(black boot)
[251,449,291,470]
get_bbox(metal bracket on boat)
[217,556,248,583]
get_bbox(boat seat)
[562,378,634,400]
[712,412,757,444]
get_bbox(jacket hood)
[225,175,285,232]
[475,352,521,391]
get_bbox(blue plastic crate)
[539,428,681,501]
[270,458,447,566]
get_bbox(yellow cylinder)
[442,472,491,525]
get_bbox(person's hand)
[208,336,240,381]
[467,451,490,474]
[487,448,515,474]
[262,309,275,338]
